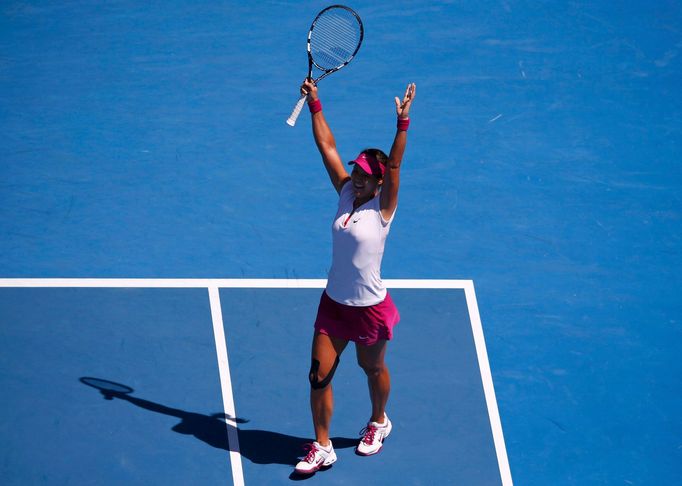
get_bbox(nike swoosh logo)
[359,335,368,340]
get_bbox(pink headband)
[349,152,384,178]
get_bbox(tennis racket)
[286,5,364,127]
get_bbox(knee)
[309,356,340,390]
[359,362,386,378]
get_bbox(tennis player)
[294,79,416,474]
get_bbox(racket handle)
[286,94,308,126]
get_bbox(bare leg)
[356,340,390,423]
[310,332,348,446]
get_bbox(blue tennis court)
[0,280,508,485]
[2,1,681,484]
[0,286,230,484]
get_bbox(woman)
[294,78,416,475]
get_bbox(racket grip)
[286,94,308,126]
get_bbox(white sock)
[316,441,332,451]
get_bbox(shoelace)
[302,443,319,463]
[359,424,378,445]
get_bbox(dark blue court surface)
[223,288,501,485]
[0,284,504,485]
[0,287,231,485]
[2,1,681,484]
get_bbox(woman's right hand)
[300,78,318,101]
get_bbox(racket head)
[308,5,363,75]
[80,377,134,399]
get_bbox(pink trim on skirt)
[314,291,400,346]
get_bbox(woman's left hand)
[395,83,416,119]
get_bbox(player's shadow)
[78,377,357,468]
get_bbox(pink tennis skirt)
[314,291,400,346]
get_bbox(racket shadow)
[78,376,356,466]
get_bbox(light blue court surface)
[2,1,681,484]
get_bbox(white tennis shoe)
[294,441,337,474]
[356,414,392,456]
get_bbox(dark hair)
[362,148,388,179]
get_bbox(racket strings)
[311,10,362,70]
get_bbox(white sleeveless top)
[325,181,395,306]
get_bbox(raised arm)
[300,79,350,194]
[380,83,416,221]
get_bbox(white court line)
[208,287,245,486]
[0,278,328,288]
[0,278,472,289]
[0,278,513,485]
[464,281,513,486]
